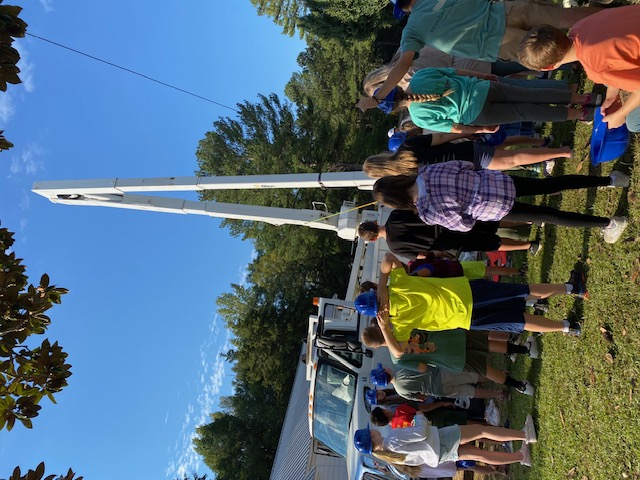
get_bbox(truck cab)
[306,209,406,480]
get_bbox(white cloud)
[0,93,16,123]
[19,190,30,211]
[165,316,231,479]
[9,143,46,176]
[14,43,35,93]
[39,0,54,12]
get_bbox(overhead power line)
[26,32,239,113]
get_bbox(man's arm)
[603,89,640,129]
[376,309,408,358]
[377,252,405,310]
[356,51,416,112]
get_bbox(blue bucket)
[590,108,630,165]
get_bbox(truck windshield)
[312,361,356,457]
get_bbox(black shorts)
[432,221,502,252]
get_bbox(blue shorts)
[468,280,529,333]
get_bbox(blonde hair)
[363,149,420,178]
[363,50,404,96]
[390,463,423,477]
[372,451,409,464]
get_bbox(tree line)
[192,1,403,479]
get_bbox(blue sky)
[0,1,305,478]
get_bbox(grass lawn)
[495,77,640,480]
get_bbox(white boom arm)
[32,171,376,240]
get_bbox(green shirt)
[389,268,473,340]
[408,68,490,133]
[391,329,467,372]
[400,0,506,62]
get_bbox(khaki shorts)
[439,370,480,398]
[499,0,568,61]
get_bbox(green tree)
[5,462,82,480]
[249,0,307,36]
[174,474,207,480]
[0,226,71,431]
[0,1,29,153]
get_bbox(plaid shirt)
[415,161,515,232]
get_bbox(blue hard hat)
[365,388,378,405]
[374,87,398,114]
[389,0,407,19]
[354,290,378,316]
[388,131,408,152]
[591,108,630,165]
[370,363,388,387]
[354,426,372,454]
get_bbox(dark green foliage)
[0,226,71,431]
[174,474,207,480]
[250,0,307,36]
[5,461,82,480]
[0,130,14,152]
[300,0,392,40]
[0,2,28,152]
[193,2,405,478]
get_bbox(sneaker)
[542,160,555,177]
[515,381,535,396]
[519,442,532,467]
[567,270,589,299]
[523,414,538,444]
[567,321,582,337]
[529,240,540,256]
[602,216,628,244]
[609,170,630,188]
[525,336,540,359]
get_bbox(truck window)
[312,361,356,457]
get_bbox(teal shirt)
[390,329,467,372]
[400,0,506,62]
[407,68,490,132]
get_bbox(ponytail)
[389,86,454,115]
[363,150,420,178]
[372,450,409,464]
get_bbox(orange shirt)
[570,6,640,93]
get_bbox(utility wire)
[26,32,239,113]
